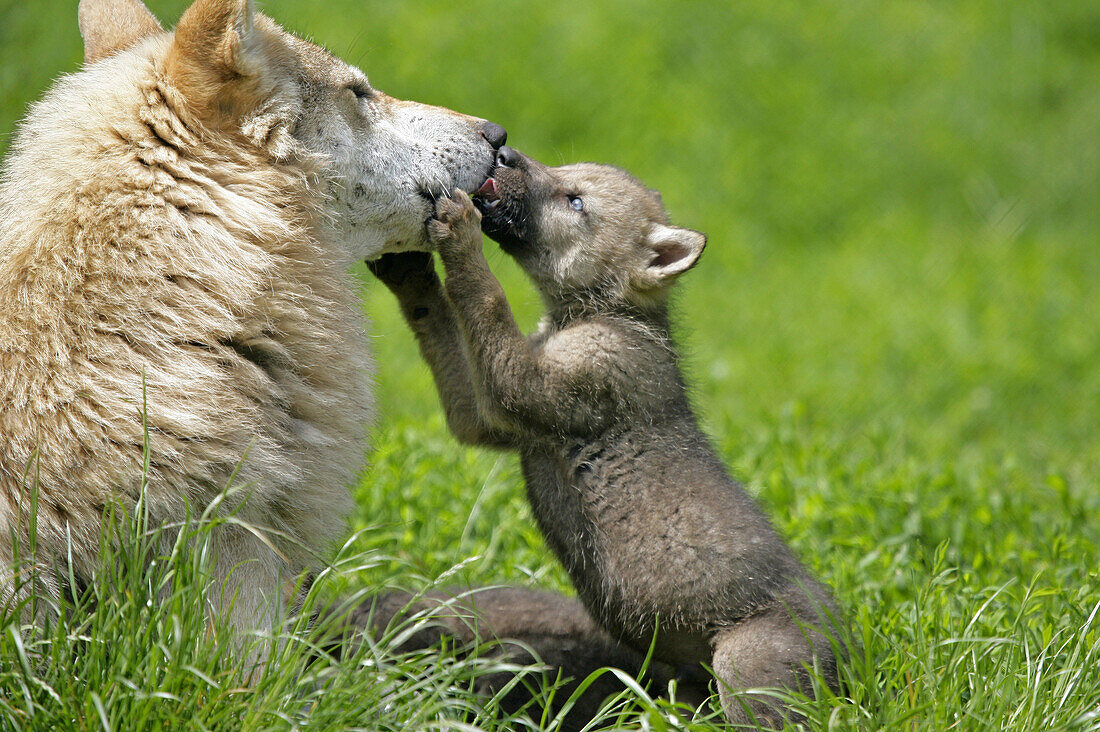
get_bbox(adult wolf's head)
[77,0,505,260]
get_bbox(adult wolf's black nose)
[479,122,508,149]
[496,145,521,168]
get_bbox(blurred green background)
[4,0,1100,566]
[3,1,1100,724]
[3,0,1100,695]
[7,0,1095,456]
[4,0,1095,442]
[4,0,1099,561]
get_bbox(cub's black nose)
[479,122,508,149]
[496,145,521,168]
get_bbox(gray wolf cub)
[370,147,842,724]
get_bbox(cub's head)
[76,0,505,260]
[475,147,705,310]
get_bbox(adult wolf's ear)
[79,0,164,64]
[172,0,258,77]
[167,0,292,115]
[636,223,707,289]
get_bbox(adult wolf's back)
[0,0,504,639]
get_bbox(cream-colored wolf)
[0,0,505,640]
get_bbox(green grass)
[2,0,1100,729]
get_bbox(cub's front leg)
[367,251,510,447]
[429,192,603,437]
[428,191,503,312]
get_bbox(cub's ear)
[166,0,293,118]
[79,0,163,64]
[637,223,706,287]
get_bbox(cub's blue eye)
[569,196,584,212]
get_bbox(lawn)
[1,0,1099,729]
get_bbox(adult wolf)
[0,0,505,642]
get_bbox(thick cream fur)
[0,0,495,640]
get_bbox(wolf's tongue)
[476,178,498,198]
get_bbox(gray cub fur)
[369,148,842,725]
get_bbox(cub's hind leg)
[710,604,839,727]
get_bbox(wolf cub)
[370,147,841,724]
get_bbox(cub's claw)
[428,189,483,253]
[435,189,478,223]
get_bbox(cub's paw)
[428,190,482,256]
[366,251,437,292]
